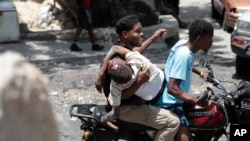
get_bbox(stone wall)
[66,0,159,27]
[15,0,160,31]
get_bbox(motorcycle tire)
[240,99,250,124]
[191,130,215,141]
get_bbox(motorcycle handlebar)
[201,60,230,94]
[206,73,230,93]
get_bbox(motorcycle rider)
[95,14,180,141]
[97,18,218,141]
[101,46,167,122]
[154,19,217,141]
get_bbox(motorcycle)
[184,59,250,141]
[69,104,156,141]
[69,60,250,141]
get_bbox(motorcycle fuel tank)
[184,104,227,130]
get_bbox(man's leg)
[119,104,180,141]
[73,27,83,42]
[175,126,190,141]
[171,11,188,28]
[166,0,179,15]
[84,9,104,51]
[70,7,84,52]
[88,28,95,44]
[87,28,104,51]
[70,27,83,51]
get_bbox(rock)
[37,3,55,28]
[140,0,156,11]
[21,15,179,43]
[0,51,59,141]
[65,0,159,28]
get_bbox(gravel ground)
[32,47,243,141]
[24,0,250,140]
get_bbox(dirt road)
[36,0,245,141]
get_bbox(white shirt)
[108,51,164,106]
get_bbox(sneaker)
[70,43,82,51]
[92,44,104,51]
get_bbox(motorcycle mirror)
[199,59,208,68]
[199,59,212,72]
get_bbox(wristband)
[200,71,204,77]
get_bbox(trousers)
[119,104,180,141]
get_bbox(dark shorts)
[165,0,179,15]
[160,6,173,15]
[165,105,189,126]
[77,7,93,30]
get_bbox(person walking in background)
[166,0,180,16]
[70,0,104,51]
[160,0,188,28]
